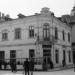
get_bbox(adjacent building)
[59,5,75,63]
[0,7,72,70]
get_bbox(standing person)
[4,61,7,70]
[43,57,47,71]
[10,60,17,72]
[23,58,30,75]
[50,59,54,69]
[13,61,17,72]
[62,59,65,67]
[0,60,2,70]
[73,59,75,72]
[10,61,14,72]
[29,58,34,75]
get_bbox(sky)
[0,0,75,18]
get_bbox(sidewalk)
[0,69,75,75]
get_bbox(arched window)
[55,27,58,39]
[68,33,70,42]
[43,23,50,41]
[62,30,65,41]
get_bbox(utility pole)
[51,14,54,64]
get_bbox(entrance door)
[43,49,51,70]
[43,49,51,64]
[10,50,16,63]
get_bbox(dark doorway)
[73,50,75,64]
[43,49,51,70]
[43,49,51,64]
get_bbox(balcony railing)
[35,35,57,44]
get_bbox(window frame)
[68,50,71,63]
[15,28,21,40]
[62,30,65,41]
[29,26,34,38]
[43,23,50,41]
[55,49,59,64]
[2,32,8,41]
[68,32,70,42]
[55,27,58,40]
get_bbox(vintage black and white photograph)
[0,0,75,75]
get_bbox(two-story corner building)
[0,7,72,70]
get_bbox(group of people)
[43,58,54,71]
[0,58,68,74]
[9,58,34,75]
[23,58,34,75]
[0,58,35,75]
[10,61,17,72]
[0,60,8,70]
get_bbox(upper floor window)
[62,30,65,41]
[29,26,34,38]
[15,28,21,39]
[55,27,58,40]
[2,29,8,41]
[43,23,50,41]
[68,33,70,42]
[2,32,8,41]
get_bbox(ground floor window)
[0,51,5,69]
[29,49,35,58]
[0,51,5,63]
[55,50,59,64]
[68,50,71,63]
[10,50,16,63]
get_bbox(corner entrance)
[43,49,51,64]
[43,49,51,70]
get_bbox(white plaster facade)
[0,7,72,69]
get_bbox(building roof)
[72,6,75,11]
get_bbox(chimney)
[1,13,5,21]
[0,12,1,20]
[17,13,26,18]
[6,14,10,18]
[2,13,5,19]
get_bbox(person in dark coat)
[10,61,14,72]
[0,60,2,70]
[10,61,16,72]
[29,58,34,75]
[23,58,30,75]
[13,61,17,72]
[62,59,66,67]
[50,60,54,69]
[4,61,7,70]
[43,57,47,71]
